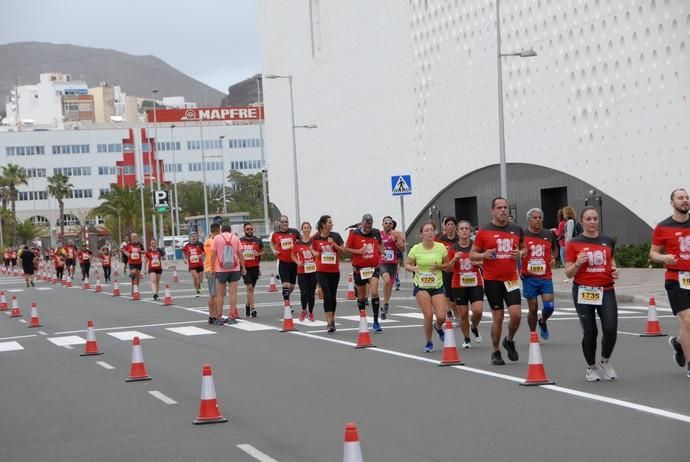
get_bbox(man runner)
[183,232,205,297]
[379,216,405,319]
[240,222,264,317]
[270,215,301,308]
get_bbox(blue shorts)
[522,277,554,300]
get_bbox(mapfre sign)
[147,106,264,123]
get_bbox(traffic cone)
[0,291,7,310]
[10,296,22,318]
[267,273,277,292]
[640,297,667,337]
[82,276,91,290]
[163,285,173,306]
[172,267,179,283]
[51,272,57,284]
[132,283,140,301]
[114,268,119,278]
[520,331,555,386]
[355,310,375,348]
[28,302,42,328]
[95,277,102,292]
[125,336,151,382]
[65,276,73,288]
[112,280,121,297]
[347,274,356,300]
[439,319,464,366]
[80,320,104,356]
[343,422,364,462]
[280,300,297,332]
[193,364,228,425]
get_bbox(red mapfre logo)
[147,106,264,123]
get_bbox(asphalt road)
[0,263,686,462]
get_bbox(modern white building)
[259,0,690,243]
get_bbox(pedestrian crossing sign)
[391,175,412,196]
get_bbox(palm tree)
[0,164,28,245]
[16,219,41,244]
[89,185,148,242]
[47,172,73,241]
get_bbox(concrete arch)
[28,215,50,227]
[56,214,81,227]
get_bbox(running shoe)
[308,312,315,322]
[372,321,382,332]
[153,294,159,301]
[461,338,472,349]
[538,318,550,340]
[435,323,445,343]
[327,322,336,333]
[223,317,237,325]
[215,318,226,326]
[208,317,215,325]
[30,280,35,287]
[195,288,200,298]
[687,366,690,379]
[251,309,257,318]
[585,367,601,382]
[423,341,434,353]
[381,303,388,320]
[471,326,482,343]
[246,305,251,317]
[668,336,686,367]
[299,310,307,322]
[491,351,505,366]
[598,361,617,381]
[502,337,519,362]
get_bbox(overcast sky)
[0,0,261,92]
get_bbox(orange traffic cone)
[640,297,667,337]
[112,280,121,297]
[66,275,73,288]
[267,273,277,292]
[347,274,356,300]
[80,320,104,356]
[114,269,119,278]
[355,310,375,348]
[10,296,22,318]
[0,291,7,310]
[193,364,228,425]
[27,302,42,328]
[95,277,102,292]
[280,300,296,332]
[163,285,173,306]
[520,331,555,386]
[439,319,463,366]
[172,267,179,283]
[343,422,364,462]
[132,283,140,301]
[125,336,151,382]
[82,276,91,290]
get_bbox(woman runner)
[312,215,345,333]
[292,222,318,321]
[145,239,165,300]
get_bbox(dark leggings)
[56,267,64,281]
[103,266,111,281]
[316,272,340,313]
[572,285,618,366]
[297,273,317,313]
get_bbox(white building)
[259,0,690,243]
[161,96,197,109]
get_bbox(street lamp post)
[198,119,210,235]
[170,124,180,239]
[152,89,165,242]
[219,135,228,215]
[256,76,270,236]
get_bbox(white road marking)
[97,361,115,370]
[63,345,75,350]
[292,319,329,327]
[0,334,37,341]
[35,287,52,291]
[236,444,280,462]
[55,319,208,335]
[165,326,216,336]
[7,289,24,292]
[47,336,86,347]
[107,331,154,341]
[37,331,47,335]
[391,312,424,319]
[337,315,399,324]
[0,341,24,352]
[17,319,27,323]
[148,390,177,405]
[226,320,277,331]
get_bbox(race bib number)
[151,257,160,266]
[504,280,520,292]
[304,262,317,273]
[577,285,603,305]
[280,238,293,250]
[679,272,690,290]
[527,259,546,275]
[243,250,255,260]
[83,254,90,260]
[384,249,395,262]
[460,272,478,287]
[131,251,139,259]
[418,272,438,288]
[360,267,375,280]
[190,255,200,263]
[321,252,336,264]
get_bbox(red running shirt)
[651,216,690,281]
[240,236,263,268]
[345,228,382,268]
[472,223,524,281]
[146,249,164,270]
[271,229,301,263]
[100,254,111,267]
[125,243,144,264]
[521,229,557,279]
[77,250,92,264]
[293,240,316,275]
[449,242,483,288]
[312,232,344,273]
[565,234,616,288]
[183,242,205,269]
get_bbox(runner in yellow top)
[405,221,450,353]
[204,223,221,324]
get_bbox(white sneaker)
[471,327,482,343]
[585,367,601,382]
[461,339,472,349]
[599,361,617,381]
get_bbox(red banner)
[147,106,264,123]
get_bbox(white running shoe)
[585,367,601,382]
[461,339,472,349]
[598,361,617,381]
[471,327,482,343]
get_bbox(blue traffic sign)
[391,175,412,196]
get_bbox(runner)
[437,217,460,324]
[145,239,165,300]
[210,223,245,324]
[292,221,317,321]
[77,243,93,282]
[521,208,558,339]
[405,221,448,352]
[99,247,112,283]
[270,215,301,309]
[240,222,264,317]
[183,232,205,297]
[649,188,690,379]
[19,244,37,287]
[9,247,17,271]
[54,250,65,282]
[345,214,385,331]
[311,215,345,333]
[565,206,620,382]
[120,236,130,273]
[471,197,524,365]
[2,248,9,271]
[204,223,222,324]
[123,233,145,295]
[448,220,483,348]
[379,216,405,319]
[63,239,77,278]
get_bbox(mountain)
[0,42,225,106]
[221,74,262,106]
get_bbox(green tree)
[175,181,221,218]
[46,172,74,241]
[0,164,28,244]
[89,186,150,242]
[16,220,41,243]
[226,170,281,221]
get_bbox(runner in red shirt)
[99,247,112,283]
[649,188,690,379]
[437,217,460,324]
[77,244,93,281]
[379,216,405,318]
[471,197,524,366]
[240,223,264,317]
[63,240,78,278]
[311,215,345,333]
[565,206,620,382]
[53,252,66,282]
[123,233,145,294]
[146,239,165,300]
[270,215,302,307]
[183,232,205,297]
[292,222,318,321]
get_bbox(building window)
[26,168,47,178]
[98,166,117,175]
[99,188,111,198]
[6,145,45,156]
[57,214,80,226]
[29,216,50,227]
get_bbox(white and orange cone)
[27,302,42,328]
[439,319,463,366]
[51,271,58,284]
[65,276,73,288]
[355,310,375,349]
[343,422,364,462]
[267,273,277,292]
[640,297,666,337]
[346,274,356,300]
[193,364,228,425]
[112,280,121,297]
[520,331,555,386]
[95,277,102,293]
[131,283,140,301]
[162,285,173,306]
[82,276,91,290]
[125,336,151,382]
[10,296,22,318]
[80,320,104,356]
[172,267,179,283]
[0,291,7,310]
[280,300,296,332]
